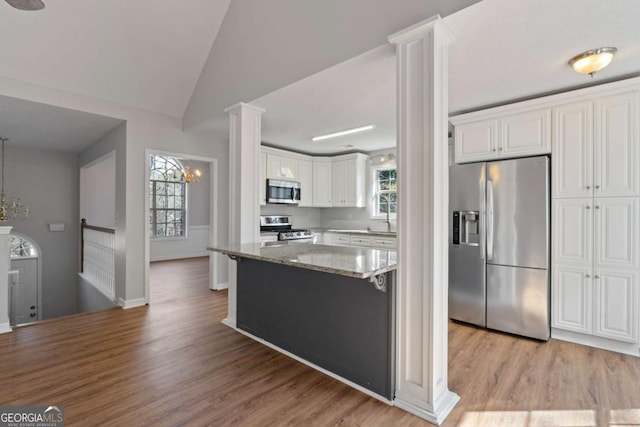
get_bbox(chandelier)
[180,165,202,183]
[0,138,29,221]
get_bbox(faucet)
[383,194,392,232]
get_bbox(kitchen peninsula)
[207,242,397,400]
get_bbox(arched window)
[149,154,186,238]
[9,234,38,258]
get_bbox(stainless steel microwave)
[266,179,301,204]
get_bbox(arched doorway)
[9,232,41,325]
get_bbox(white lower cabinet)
[552,195,640,352]
[594,269,638,343]
[552,265,593,335]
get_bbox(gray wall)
[77,275,116,313]
[186,159,210,226]
[80,152,116,229]
[6,146,79,319]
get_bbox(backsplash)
[319,207,395,232]
[260,204,322,229]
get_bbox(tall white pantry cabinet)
[551,88,640,355]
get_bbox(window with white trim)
[9,234,38,258]
[372,166,397,219]
[149,154,186,238]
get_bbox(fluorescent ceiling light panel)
[312,124,374,142]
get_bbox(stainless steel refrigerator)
[449,156,550,340]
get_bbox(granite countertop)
[207,242,396,279]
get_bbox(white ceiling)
[446,0,640,114]
[248,0,640,155]
[0,0,230,117]
[0,95,124,152]
[252,45,396,155]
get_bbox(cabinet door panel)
[594,197,639,269]
[454,120,497,163]
[500,108,551,156]
[594,269,638,343]
[552,265,592,334]
[260,151,267,206]
[594,92,639,197]
[297,160,313,207]
[312,160,332,207]
[552,101,594,198]
[332,161,346,206]
[552,199,593,266]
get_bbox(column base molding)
[395,390,460,425]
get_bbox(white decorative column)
[389,16,458,424]
[0,226,13,333]
[223,103,264,328]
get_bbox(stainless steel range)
[260,215,314,242]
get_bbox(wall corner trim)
[0,322,12,334]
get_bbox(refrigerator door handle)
[487,179,494,261]
[479,178,486,259]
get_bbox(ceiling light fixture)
[179,165,202,183]
[5,0,45,10]
[569,47,617,78]
[312,124,374,142]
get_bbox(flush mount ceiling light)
[569,47,617,77]
[312,124,374,142]
[5,0,45,10]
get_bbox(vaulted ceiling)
[0,0,230,117]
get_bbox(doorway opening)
[144,149,223,305]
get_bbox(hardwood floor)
[1,256,639,426]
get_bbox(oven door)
[267,179,300,204]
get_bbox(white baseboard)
[118,297,147,309]
[235,327,394,406]
[150,252,209,262]
[0,322,12,334]
[212,282,228,291]
[552,328,640,357]
[221,317,236,329]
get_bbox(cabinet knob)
[595,185,600,189]
[492,148,497,152]
[498,147,503,151]
[595,205,600,210]
[30,313,36,318]
[586,186,591,190]
[586,274,591,278]
[585,205,591,210]
[595,275,600,279]
[30,306,35,310]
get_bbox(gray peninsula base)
[236,257,395,400]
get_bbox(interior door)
[11,258,38,325]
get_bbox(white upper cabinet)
[552,101,594,198]
[297,159,313,207]
[312,158,332,207]
[454,120,497,163]
[266,153,299,180]
[594,91,640,198]
[499,108,551,157]
[332,154,367,207]
[553,91,639,199]
[452,108,550,163]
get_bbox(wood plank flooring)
[0,256,639,426]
